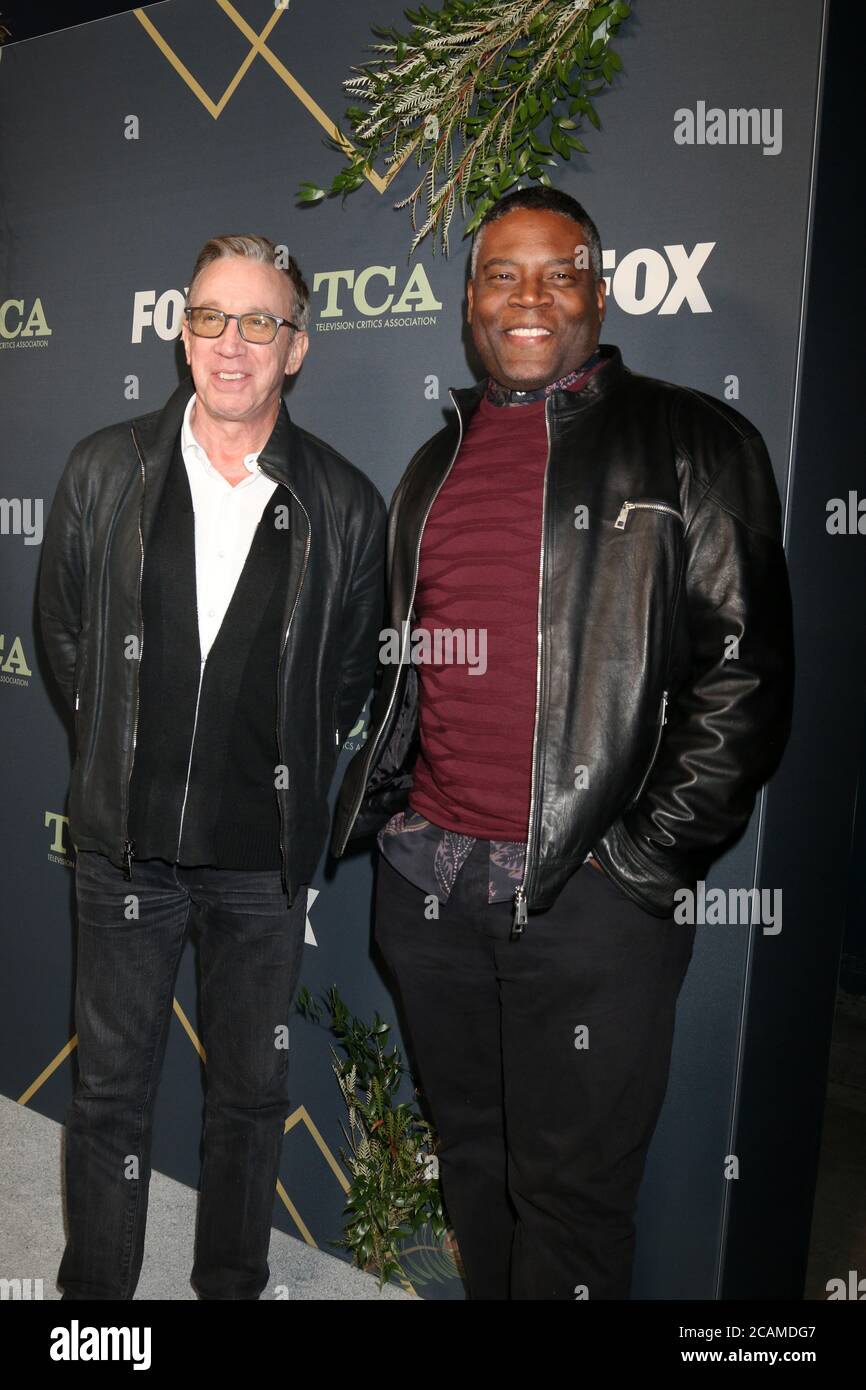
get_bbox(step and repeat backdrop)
[0,0,826,1298]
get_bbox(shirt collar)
[485,348,607,406]
[181,393,262,480]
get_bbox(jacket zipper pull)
[512,885,528,940]
[614,501,632,529]
[123,838,136,880]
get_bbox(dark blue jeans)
[374,841,696,1300]
[58,849,308,1300]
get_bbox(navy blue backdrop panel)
[0,0,830,1298]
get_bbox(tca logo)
[0,633,31,677]
[0,298,51,339]
[312,264,442,319]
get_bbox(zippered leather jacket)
[331,344,795,924]
[38,377,387,904]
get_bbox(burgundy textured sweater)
[408,391,549,839]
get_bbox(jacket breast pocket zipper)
[615,499,684,529]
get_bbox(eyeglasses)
[184,306,302,344]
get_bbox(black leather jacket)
[332,344,794,923]
[38,377,387,904]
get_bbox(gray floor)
[0,1095,411,1300]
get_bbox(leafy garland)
[296,985,455,1291]
[300,0,632,255]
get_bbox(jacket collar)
[449,342,628,427]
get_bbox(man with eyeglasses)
[38,234,387,1300]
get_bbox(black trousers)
[58,850,307,1300]
[374,840,696,1300]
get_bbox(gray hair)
[186,234,310,330]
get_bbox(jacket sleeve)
[37,443,86,712]
[335,483,388,740]
[595,429,795,915]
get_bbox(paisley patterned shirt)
[377,809,527,904]
[377,809,594,905]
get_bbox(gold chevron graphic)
[133,0,395,193]
[17,997,350,1252]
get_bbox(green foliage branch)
[299,0,631,255]
[296,984,449,1289]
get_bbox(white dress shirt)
[180,393,279,660]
